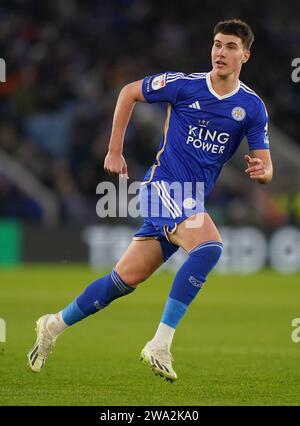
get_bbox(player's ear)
[242,50,251,64]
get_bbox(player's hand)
[104,151,129,179]
[244,154,267,182]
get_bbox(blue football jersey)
[141,71,270,197]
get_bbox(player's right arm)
[104,72,188,177]
[104,80,145,178]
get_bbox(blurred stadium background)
[1,0,300,406]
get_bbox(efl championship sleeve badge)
[151,73,166,91]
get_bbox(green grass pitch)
[1,265,300,406]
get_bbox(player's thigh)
[115,239,164,287]
[168,212,222,252]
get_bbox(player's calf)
[51,268,136,332]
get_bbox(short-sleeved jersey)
[142,71,270,197]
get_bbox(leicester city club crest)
[231,106,246,121]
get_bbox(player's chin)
[213,66,230,78]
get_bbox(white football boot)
[140,341,177,382]
[27,314,56,372]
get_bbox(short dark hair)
[213,19,254,50]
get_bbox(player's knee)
[189,240,223,280]
[115,266,151,288]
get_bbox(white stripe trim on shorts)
[159,181,182,216]
[152,182,178,219]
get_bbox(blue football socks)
[60,241,222,334]
[161,241,223,329]
[62,269,135,326]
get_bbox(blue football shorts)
[133,180,205,261]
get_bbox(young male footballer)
[28,19,273,382]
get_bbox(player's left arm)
[245,99,272,184]
[244,149,273,184]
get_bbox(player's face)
[211,33,250,78]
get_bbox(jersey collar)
[206,71,240,100]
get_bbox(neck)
[210,70,240,96]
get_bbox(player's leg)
[141,212,223,381]
[28,239,164,372]
[114,239,164,287]
[167,211,222,251]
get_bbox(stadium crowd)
[0,0,299,229]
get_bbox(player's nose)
[218,46,226,57]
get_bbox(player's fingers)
[244,156,262,166]
[249,175,265,180]
[249,166,264,173]
[120,165,129,179]
[121,164,129,179]
[251,158,262,165]
[245,165,264,173]
[250,172,265,179]
[105,167,121,177]
[245,155,257,164]
[114,170,123,176]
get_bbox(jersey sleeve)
[142,72,188,104]
[246,100,270,150]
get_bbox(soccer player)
[28,19,273,382]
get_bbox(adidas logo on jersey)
[188,101,201,110]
